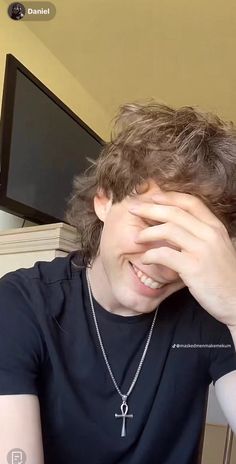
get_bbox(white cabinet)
[0,222,79,277]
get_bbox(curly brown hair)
[64,100,236,268]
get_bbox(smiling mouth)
[129,261,167,286]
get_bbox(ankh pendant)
[115,395,133,437]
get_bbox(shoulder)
[0,250,81,290]
[0,250,85,332]
[0,251,83,323]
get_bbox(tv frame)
[0,53,104,225]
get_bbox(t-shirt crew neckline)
[80,265,157,324]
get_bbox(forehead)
[126,179,161,204]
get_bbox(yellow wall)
[0,0,110,141]
[15,0,236,125]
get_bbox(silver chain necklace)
[85,267,158,438]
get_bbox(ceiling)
[8,0,236,122]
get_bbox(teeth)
[132,263,165,289]
[140,276,160,289]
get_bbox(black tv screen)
[0,54,104,224]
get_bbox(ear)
[93,188,113,222]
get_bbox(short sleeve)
[0,275,46,395]
[208,322,236,386]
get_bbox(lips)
[129,261,166,284]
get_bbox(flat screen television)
[0,54,104,224]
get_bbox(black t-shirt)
[0,251,236,464]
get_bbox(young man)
[0,101,236,464]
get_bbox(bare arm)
[215,370,236,434]
[0,394,45,464]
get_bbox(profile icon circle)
[8,2,26,20]
[7,448,27,463]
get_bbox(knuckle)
[219,223,228,236]
[214,222,228,237]
[185,195,200,209]
[209,227,220,242]
[193,196,202,207]
[209,225,226,243]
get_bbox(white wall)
[0,210,37,230]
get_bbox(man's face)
[13,4,21,13]
[92,179,186,316]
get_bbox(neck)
[86,258,146,317]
